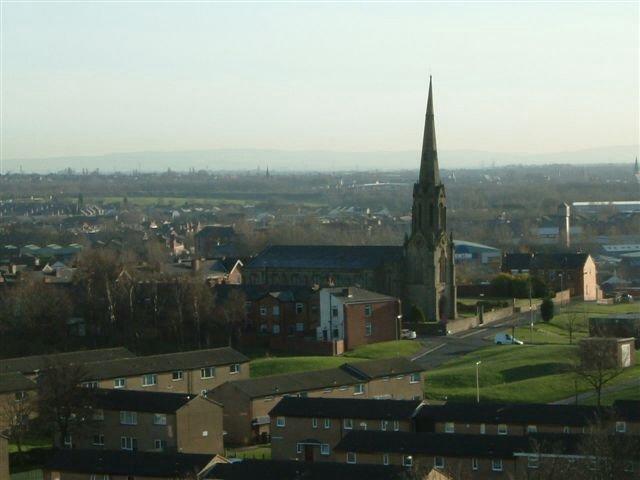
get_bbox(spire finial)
[419,76,440,185]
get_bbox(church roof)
[246,245,403,270]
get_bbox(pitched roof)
[215,284,316,303]
[0,372,37,394]
[327,287,396,304]
[44,449,213,476]
[503,252,591,271]
[245,245,403,270]
[0,347,133,375]
[92,388,197,414]
[204,459,405,480]
[269,397,422,420]
[196,225,235,239]
[340,357,422,380]
[84,347,248,381]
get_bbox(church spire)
[634,157,639,175]
[419,76,440,186]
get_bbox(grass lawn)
[582,384,640,405]
[250,340,421,378]
[226,444,272,460]
[8,437,51,454]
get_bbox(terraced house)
[207,357,424,445]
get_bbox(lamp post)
[475,361,482,404]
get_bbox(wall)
[176,396,224,454]
[343,300,399,350]
[0,436,8,480]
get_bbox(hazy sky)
[1,2,639,161]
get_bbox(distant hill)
[3,145,638,174]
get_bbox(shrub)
[540,297,554,323]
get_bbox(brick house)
[194,225,237,259]
[502,252,598,301]
[0,372,37,430]
[269,397,421,462]
[43,449,215,480]
[81,347,250,395]
[55,389,224,455]
[317,287,401,350]
[207,357,424,445]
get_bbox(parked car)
[494,332,523,345]
[401,329,417,340]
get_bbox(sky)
[1,2,639,164]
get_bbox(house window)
[492,459,503,472]
[296,322,304,332]
[201,367,215,379]
[82,381,98,389]
[364,304,372,317]
[527,425,537,433]
[320,444,330,456]
[410,373,420,383]
[92,409,104,421]
[276,417,285,427]
[172,371,183,381]
[480,423,486,434]
[120,411,138,425]
[154,439,167,451]
[260,306,267,316]
[403,455,413,467]
[312,418,318,429]
[324,387,332,393]
[381,420,388,431]
[383,376,390,382]
[63,435,72,448]
[444,422,455,433]
[324,418,331,429]
[120,436,137,451]
[260,324,268,333]
[14,391,27,401]
[230,363,241,374]
[472,458,478,471]
[296,443,303,454]
[616,421,627,433]
[528,455,539,469]
[359,421,367,430]
[563,426,570,433]
[344,418,353,430]
[92,434,104,446]
[114,378,126,389]
[142,374,157,387]
[273,324,280,334]
[296,303,304,314]
[497,423,507,435]
[332,306,339,318]
[339,385,348,391]
[365,322,372,336]
[353,383,365,395]
[273,305,280,316]
[434,456,445,469]
[347,452,357,464]
[396,375,405,380]
[624,461,634,473]
[153,413,167,425]
[393,420,400,431]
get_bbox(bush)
[540,297,554,323]
[410,305,427,323]
[490,273,551,299]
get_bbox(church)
[245,78,457,322]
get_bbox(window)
[260,306,267,316]
[410,373,420,384]
[480,423,486,434]
[92,409,104,421]
[324,418,331,429]
[434,456,445,469]
[344,418,353,430]
[63,435,72,448]
[276,416,285,427]
[154,439,167,451]
[332,306,339,318]
[444,422,455,433]
[365,322,372,336]
[528,455,539,469]
[312,418,318,429]
[142,374,157,387]
[92,434,105,446]
[497,423,507,435]
[296,443,303,454]
[396,375,404,380]
[260,323,268,333]
[624,461,634,473]
[347,452,357,464]
[403,455,413,467]
[296,322,304,332]
[230,363,241,374]
[563,426,570,433]
[273,324,281,334]
[82,381,98,389]
[120,436,137,451]
[120,411,138,425]
[383,376,390,382]
[273,305,280,316]
[491,459,503,472]
[323,387,333,393]
[296,303,304,314]
[381,420,388,431]
[14,391,27,401]
[364,304,373,317]
[526,425,537,433]
[616,421,627,433]
[359,421,367,430]
[172,371,183,381]
[339,385,348,391]
[90,476,110,480]
[471,458,478,471]
[353,383,365,395]
[201,367,215,379]
[320,444,330,456]
[383,453,389,466]
[114,378,126,389]
[153,413,167,425]
[393,420,400,431]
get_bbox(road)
[411,311,535,369]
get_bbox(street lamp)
[475,361,482,404]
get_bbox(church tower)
[405,77,457,322]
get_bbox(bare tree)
[0,392,35,455]
[220,289,247,347]
[575,340,625,407]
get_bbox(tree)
[575,340,625,407]
[540,297,554,323]
[0,391,35,455]
[565,311,579,345]
[219,289,247,347]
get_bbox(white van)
[494,332,523,345]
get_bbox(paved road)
[552,378,640,405]
[411,311,535,369]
